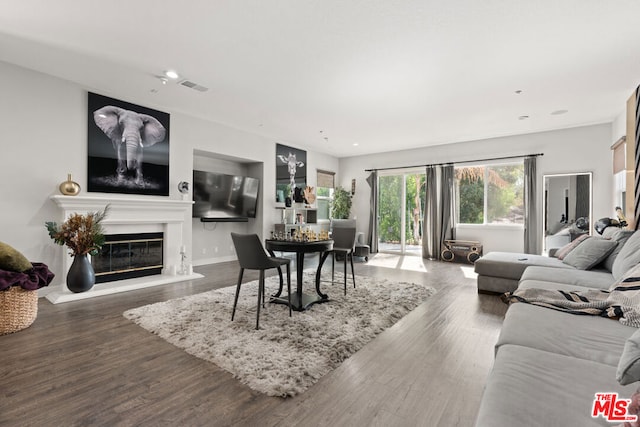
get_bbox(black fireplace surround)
[92,232,164,283]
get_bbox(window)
[455,162,524,225]
[316,170,335,221]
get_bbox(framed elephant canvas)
[87,92,170,196]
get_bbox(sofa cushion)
[561,237,617,270]
[617,327,640,385]
[475,344,636,427]
[477,275,519,294]
[555,234,590,260]
[474,252,570,281]
[520,266,614,290]
[612,231,640,280]
[496,303,635,367]
[602,229,635,272]
[518,279,596,293]
[0,241,32,272]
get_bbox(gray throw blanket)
[502,276,640,327]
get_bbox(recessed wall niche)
[191,150,263,265]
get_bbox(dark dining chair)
[328,226,357,295]
[230,233,291,329]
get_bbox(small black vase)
[67,254,95,293]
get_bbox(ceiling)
[1,1,640,158]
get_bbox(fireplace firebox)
[92,232,164,283]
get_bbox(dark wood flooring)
[0,254,507,426]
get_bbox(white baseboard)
[193,255,237,266]
[44,273,204,304]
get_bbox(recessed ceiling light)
[518,115,529,120]
[353,143,359,146]
[551,109,568,115]
[165,70,179,79]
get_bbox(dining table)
[264,238,334,311]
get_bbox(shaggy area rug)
[123,271,435,397]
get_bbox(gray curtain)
[423,166,438,259]
[523,156,539,254]
[439,164,455,247]
[423,165,455,260]
[575,174,590,219]
[366,171,378,253]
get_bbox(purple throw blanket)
[0,263,55,291]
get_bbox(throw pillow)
[555,234,590,260]
[603,229,635,272]
[612,231,640,281]
[610,263,640,292]
[617,265,640,385]
[562,237,618,270]
[0,241,32,272]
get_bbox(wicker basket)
[0,287,38,335]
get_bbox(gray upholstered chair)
[230,233,291,329]
[327,226,357,295]
[332,219,369,262]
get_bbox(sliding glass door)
[377,171,425,255]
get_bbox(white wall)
[339,124,615,254]
[612,109,627,142]
[0,60,339,280]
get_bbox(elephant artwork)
[87,92,170,196]
[94,106,166,185]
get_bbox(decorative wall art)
[276,143,307,203]
[87,92,170,196]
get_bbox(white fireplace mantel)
[46,195,203,303]
[49,194,193,221]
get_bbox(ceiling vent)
[179,79,209,92]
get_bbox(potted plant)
[331,186,352,219]
[46,205,109,293]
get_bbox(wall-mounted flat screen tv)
[193,170,260,221]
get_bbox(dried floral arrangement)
[45,205,109,256]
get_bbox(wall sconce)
[351,179,356,196]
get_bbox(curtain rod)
[364,152,544,172]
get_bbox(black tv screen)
[193,170,260,220]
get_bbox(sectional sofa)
[474,228,640,426]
